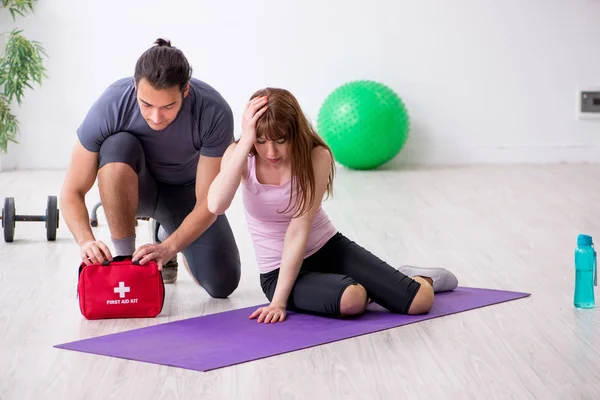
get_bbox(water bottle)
[574,234,597,309]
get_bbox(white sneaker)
[398,265,458,293]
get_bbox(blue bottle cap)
[577,234,593,246]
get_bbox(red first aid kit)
[77,256,165,320]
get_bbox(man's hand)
[132,242,176,270]
[79,240,113,265]
[249,303,287,323]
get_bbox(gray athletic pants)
[97,132,241,298]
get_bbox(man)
[60,38,241,298]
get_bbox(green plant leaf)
[0,29,47,105]
[0,94,19,153]
[0,1,44,154]
[1,0,37,21]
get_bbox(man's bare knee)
[340,284,368,316]
[98,162,137,182]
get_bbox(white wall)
[2,0,600,170]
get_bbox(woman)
[207,88,458,323]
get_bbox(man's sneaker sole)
[161,258,178,284]
[148,219,178,284]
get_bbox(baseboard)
[389,143,600,166]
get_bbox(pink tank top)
[242,155,337,274]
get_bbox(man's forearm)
[160,202,216,254]
[60,193,96,245]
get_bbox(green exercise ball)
[317,80,409,170]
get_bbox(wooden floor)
[1,163,599,400]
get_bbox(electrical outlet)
[577,87,600,120]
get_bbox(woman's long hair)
[249,88,335,217]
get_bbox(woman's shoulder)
[311,145,333,168]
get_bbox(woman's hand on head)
[249,302,287,323]
[241,96,268,144]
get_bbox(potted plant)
[0,0,47,170]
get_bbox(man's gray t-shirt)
[77,77,234,185]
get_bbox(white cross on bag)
[114,281,130,298]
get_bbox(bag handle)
[77,256,142,297]
[101,255,141,266]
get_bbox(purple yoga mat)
[54,287,529,372]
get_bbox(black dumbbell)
[1,196,60,242]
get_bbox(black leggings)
[260,232,421,317]
[98,132,241,298]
